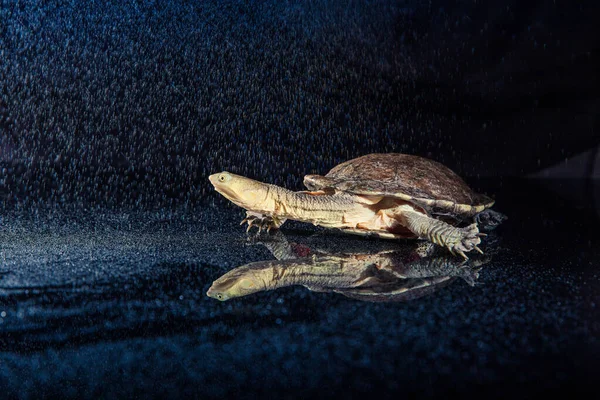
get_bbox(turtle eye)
[218,173,231,182]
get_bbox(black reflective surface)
[0,179,598,398]
[1,0,599,397]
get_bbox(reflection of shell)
[336,276,456,303]
[208,234,490,302]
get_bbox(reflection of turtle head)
[206,266,266,301]
[209,172,274,213]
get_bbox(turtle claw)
[240,213,279,234]
[446,223,481,259]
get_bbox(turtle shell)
[304,153,494,217]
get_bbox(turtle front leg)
[401,211,484,259]
[241,211,287,233]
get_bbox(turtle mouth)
[213,184,238,201]
[215,186,247,207]
[209,175,242,202]
[206,287,228,301]
[209,176,257,211]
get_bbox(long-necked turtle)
[209,153,502,258]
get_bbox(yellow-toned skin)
[208,171,483,258]
[208,172,277,215]
[206,244,486,301]
[209,171,411,231]
[206,269,266,301]
[206,254,387,301]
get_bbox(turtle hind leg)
[241,211,287,233]
[401,211,484,259]
[474,209,507,232]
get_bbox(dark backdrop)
[1,0,598,209]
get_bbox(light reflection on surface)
[207,231,493,302]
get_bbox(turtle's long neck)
[268,185,356,224]
[255,258,368,291]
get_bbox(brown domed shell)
[304,153,494,216]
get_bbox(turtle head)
[206,267,265,301]
[209,171,274,212]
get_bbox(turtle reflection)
[207,232,493,302]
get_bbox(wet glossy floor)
[0,179,598,398]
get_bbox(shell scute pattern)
[312,154,494,216]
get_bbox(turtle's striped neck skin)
[206,256,366,301]
[270,186,361,226]
[209,171,371,228]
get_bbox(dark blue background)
[1,0,598,209]
[0,1,599,398]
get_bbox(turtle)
[209,153,503,258]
